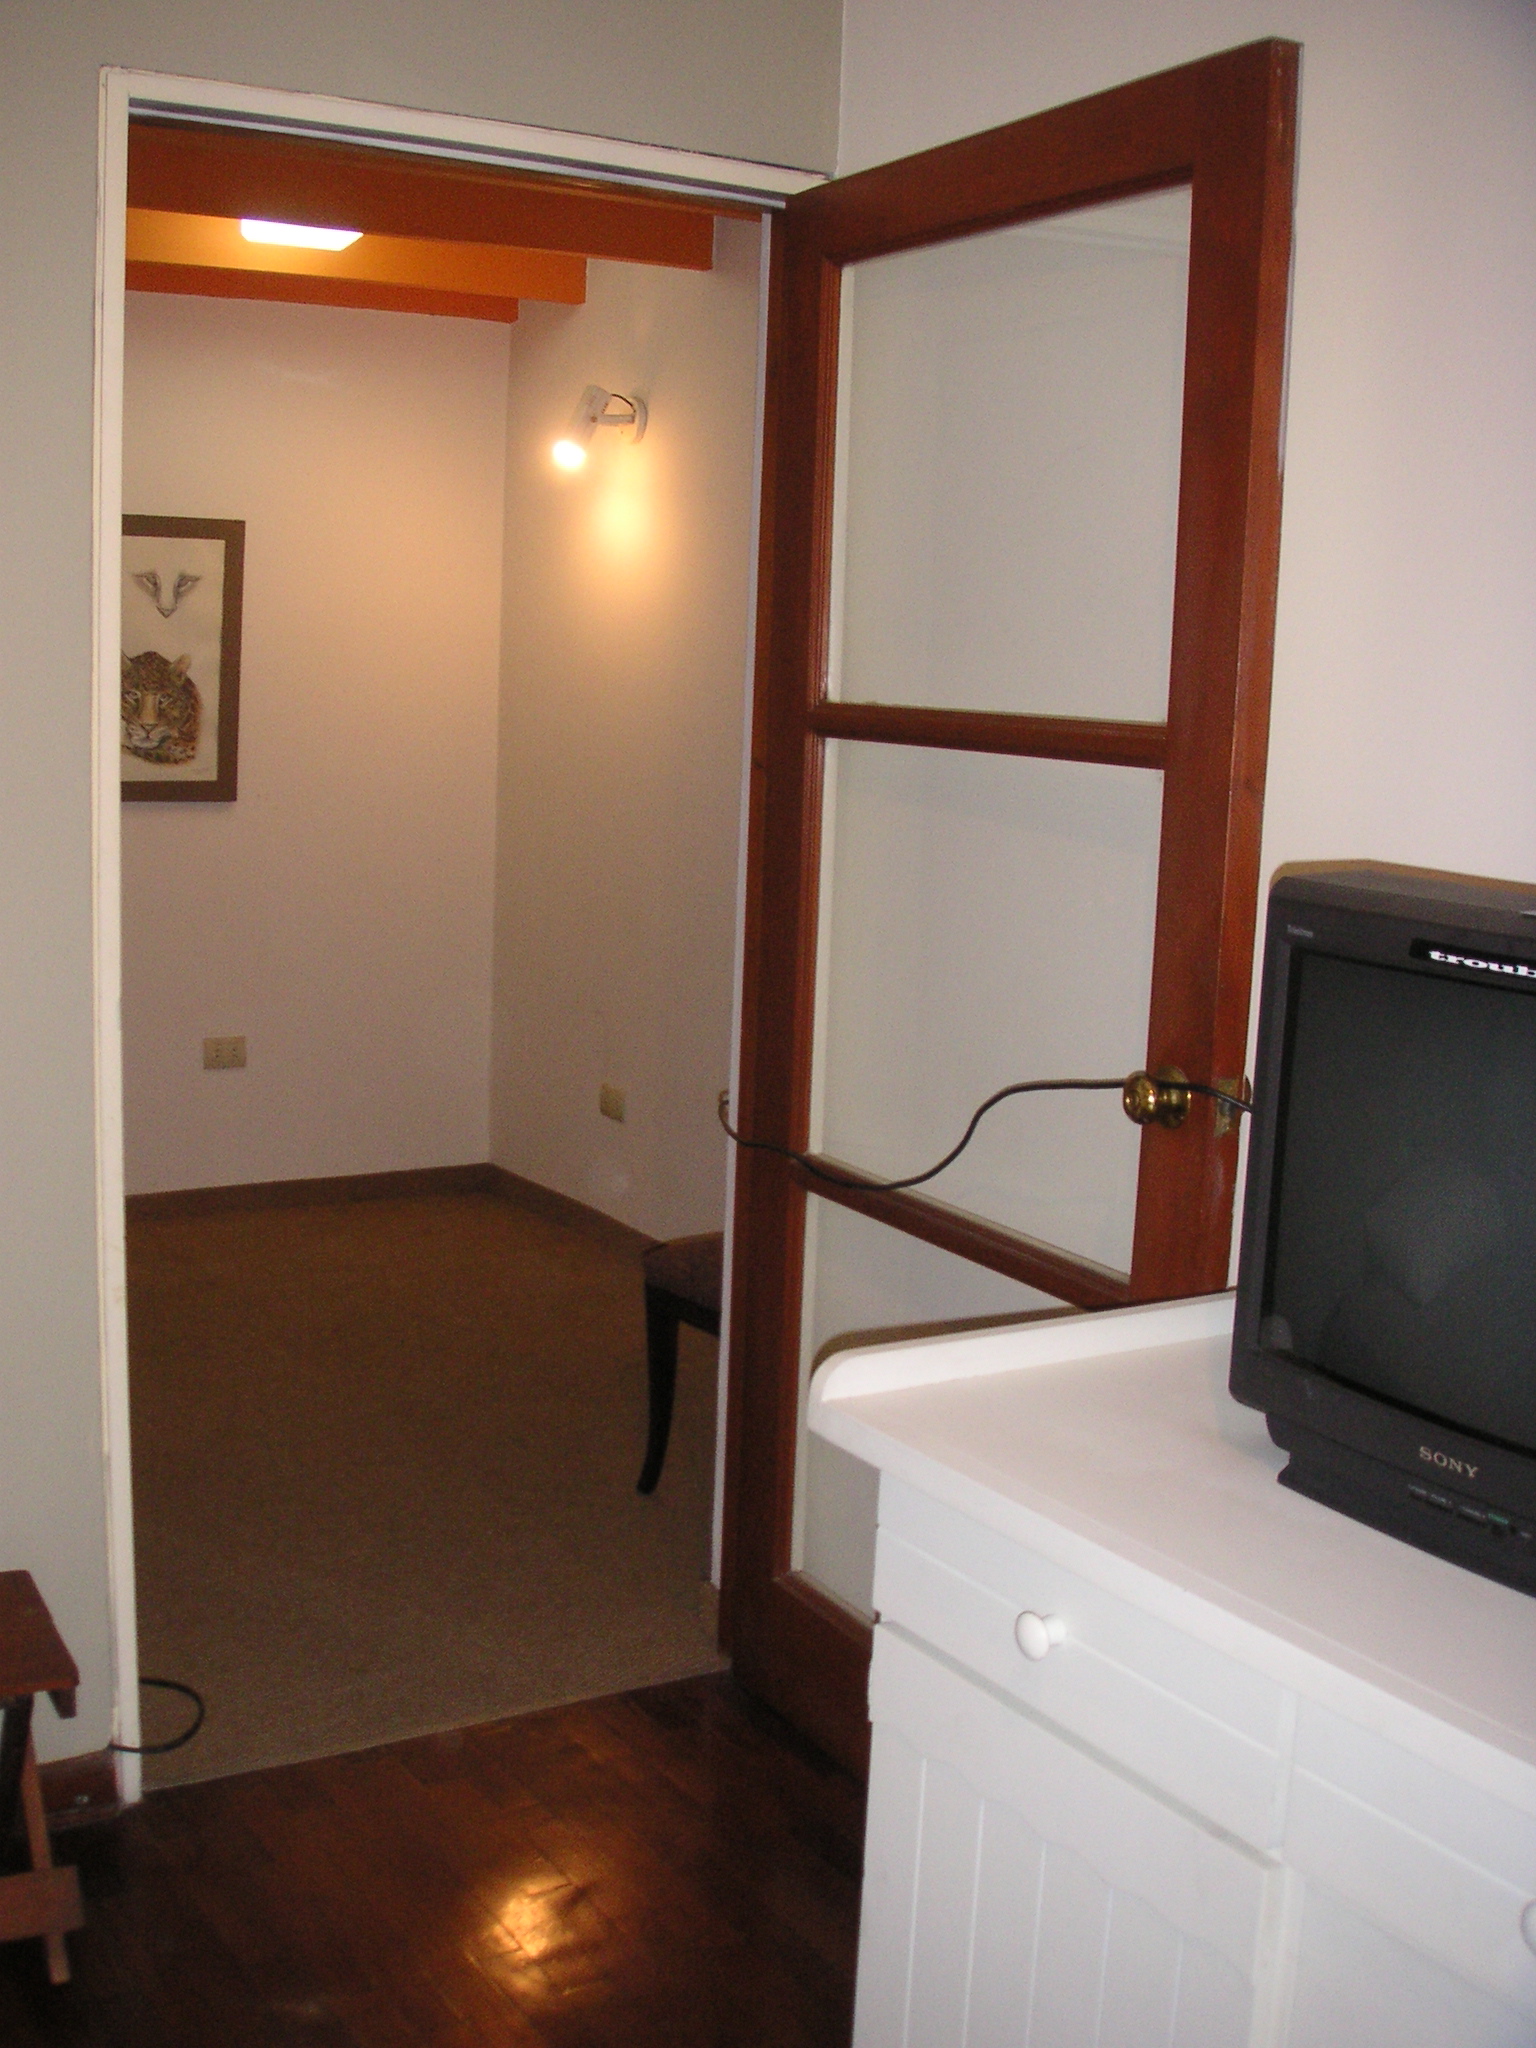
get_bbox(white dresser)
[808,1295,1536,2048]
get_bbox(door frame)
[722,40,1300,1773]
[92,63,820,1801]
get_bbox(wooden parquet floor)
[0,1675,865,2048]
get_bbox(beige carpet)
[127,1186,724,1787]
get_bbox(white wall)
[490,222,763,1241]
[120,293,506,1194]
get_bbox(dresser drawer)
[868,1624,1278,1972]
[1286,1702,1536,2016]
[862,1622,1279,2048]
[874,1477,1288,1848]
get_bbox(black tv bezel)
[1229,862,1536,1593]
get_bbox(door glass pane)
[827,187,1190,720]
[794,1194,1063,1616]
[810,741,1161,1275]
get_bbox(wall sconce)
[552,385,648,471]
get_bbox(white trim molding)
[94,64,140,1805]
[107,67,825,205]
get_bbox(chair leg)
[0,1699,81,1988]
[0,1695,28,1850]
[638,1288,681,1494]
[19,1734,70,1985]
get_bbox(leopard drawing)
[122,649,202,766]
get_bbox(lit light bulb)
[240,219,363,251]
[551,438,588,472]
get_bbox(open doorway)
[98,85,807,1789]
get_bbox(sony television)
[1230,861,1536,1595]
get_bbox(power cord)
[718,1070,1251,1195]
[109,1677,206,1756]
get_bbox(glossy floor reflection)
[0,1674,865,2047]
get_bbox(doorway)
[93,69,815,1792]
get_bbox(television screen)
[1262,949,1536,1457]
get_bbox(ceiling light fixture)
[239,219,363,251]
[551,384,648,471]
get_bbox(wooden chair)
[637,1231,723,1494]
[0,1572,84,1985]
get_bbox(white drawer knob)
[1522,1900,1536,1957]
[1014,1610,1066,1661]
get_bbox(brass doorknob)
[1122,1068,1191,1129]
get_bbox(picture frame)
[122,515,245,802]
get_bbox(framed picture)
[122,515,245,802]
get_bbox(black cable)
[718,1072,1250,1195]
[109,1677,206,1756]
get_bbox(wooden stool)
[637,1232,723,1494]
[0,1572,84,1985]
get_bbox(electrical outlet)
[203,1036,247,1071]
[599,1083,626,1123]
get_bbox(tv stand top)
[809,1292,1536,1807]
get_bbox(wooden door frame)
[721,40,1300,1774]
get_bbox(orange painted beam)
[128,121,721,270]
[126,261,521,323]
[127,209,582,304]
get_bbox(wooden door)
[722,40,1299,1772]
